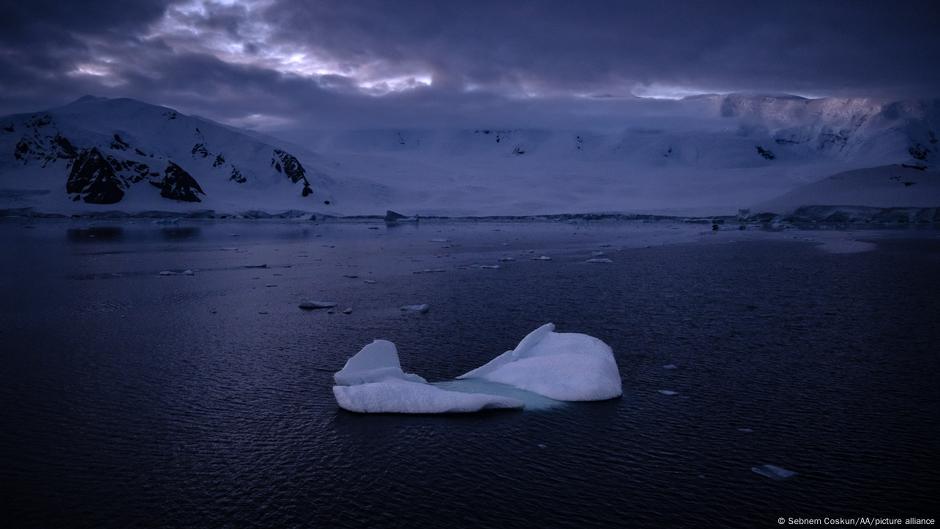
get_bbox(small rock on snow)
[299,301,338,310]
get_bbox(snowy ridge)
[0,96,389,215]
[2,94,939,216]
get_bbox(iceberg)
[458,324,622,401]
[332,340,523,413]
[332,323,622,413]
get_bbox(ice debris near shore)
[332,323,622,413]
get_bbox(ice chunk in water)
[332,340,522,413]
[458,323,622,401]
[332,323,621,413]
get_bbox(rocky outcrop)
[271,149,307,183]
[756,145,776,160]
[152,162,205,202]
[67,148,126,204]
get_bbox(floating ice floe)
[586,258,613,264]
[332,323,622,413]
[400,304,430,314]
[657,389,679,396]
[751,464,797,480]
[663,364,678,370]
[159,269,195,276]
[413,268,446,274]
[532,255,552,261]
[299,300,337,310]
[332,340,523,413]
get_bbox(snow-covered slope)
[295,95,940,216]
[755,164,940,213]
[0,96,388,215]
[2,94,939,216]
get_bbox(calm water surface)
[1,220,938,528]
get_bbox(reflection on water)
[159,226,202,240]
[66,226,125,241]
[2,222,938,529]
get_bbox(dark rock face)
[909,143,930,161]
[271,149,307,183]
[53,135,77,159]
[212,154,225,167]
[67,148,126,204]
[229,166,246,183]
[192,143,209,158]
[302,181,313,196]
[110,134,129,150]
[756,146,776,160]
[153,162,205,202]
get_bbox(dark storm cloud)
[0,0,938,130]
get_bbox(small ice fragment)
[751,464,797,480]
[298,301,337,310]
[413,268,446,274]
[343,308,353,315]
[586,258,613,264]
[537,443,547,449]
[363,279,377,284]
[475,264,500,269]
[400,304,430,314]
[532,255,552,261]
[430,238,449,243]
[591,251,606,256]
[663,364,678,370]
[658,390,678,396]
[737,428,754,433]
[159,269,194,276]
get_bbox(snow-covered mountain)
[294,94,939,215]
[1,94,938,216]
[0,96,387,215]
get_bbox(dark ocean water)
[0,220,938,528]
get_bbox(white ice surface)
[458,323,623,401]
[332,340,523,413]
[332,325,622,413]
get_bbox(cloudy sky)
[1,0,938,131]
